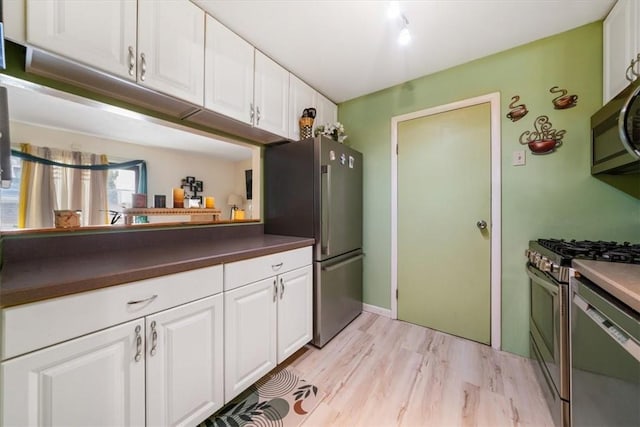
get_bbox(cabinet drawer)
[1,265,223,361]
[224,246,312,291]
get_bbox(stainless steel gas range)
[525,239,640,427]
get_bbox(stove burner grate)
[536,239,640,264]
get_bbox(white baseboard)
[363,303,392,318]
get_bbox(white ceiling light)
[398,14,411,46]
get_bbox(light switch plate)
[512,150,526,166]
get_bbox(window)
[0,156,22,229]
[0,155,144,229]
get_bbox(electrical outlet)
[512,150,526,166]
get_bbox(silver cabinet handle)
[127,294,158,306]
[273,279,277,302]
[256,106,261,125]
[476,220,487,230]
[626,58,636,82]
[633,53,640,77]
[272,262,283,271]
[128,46,135,76]
[250,102,255,123]
[279,278,285,300]
[149,321,158,357]
[134,325,142,362]
[140,52,147,81]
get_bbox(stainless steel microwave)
[591,80,640,175]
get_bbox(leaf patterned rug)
[199,367,324,427]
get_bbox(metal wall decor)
[519,115,566,154]
[181,176,204,203]
[550,86,578,109]
[506,95,529,122]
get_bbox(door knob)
[476,220,487,230]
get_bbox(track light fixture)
[388,2,411,46]
[398,14,411,46]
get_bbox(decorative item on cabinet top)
[315,122,348,143]
[299,108,316,140]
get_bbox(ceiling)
[3,80,252,161]
[195,0,615,103]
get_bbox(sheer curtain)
[18,143,109,228]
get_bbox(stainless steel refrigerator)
[265,135,363,347]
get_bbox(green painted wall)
[339,22,640,356]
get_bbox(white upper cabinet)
[603,0,640,103]
[25,0,205,106]
[26,0,138,80]
[204,14,255,125]
[254,50,290,138]
[137,0,205,105]
[316,93,338,130]
[288,75,317,140]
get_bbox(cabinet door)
[289,75,317,140]
[316,93,338,132]
[204,15,255,125]
[277,265,313,363]
[1,319,145,427]
[146,294,224,427]
[137,0,205,105]
[254,50,289,137]
[26,0,137,80]
[224,277,277,402]
[603,0,637,103]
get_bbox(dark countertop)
[572,260,640,313]
[0,225,314,308]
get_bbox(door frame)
[390,92,501,350]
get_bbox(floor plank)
[286,312,553,427]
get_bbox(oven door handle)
[526,264,559,295]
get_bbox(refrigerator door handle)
[321,164,331,256]
[322,254,364,272]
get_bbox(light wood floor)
[284,311,554,427]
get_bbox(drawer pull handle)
[280,278,285,299]
[150,321,158,357]
[273,279,277,302]
[272,262,283,271]
[134,325,142,362]
[127,295,158,306]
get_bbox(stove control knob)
[539,258,553,272]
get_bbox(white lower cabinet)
[277,266,313,362]
[1,319,146,427]
[1,265,224,427]
[224,262,312,403]
[146,294,224,427]
[0,248,313,425]
[1,294,225,427]
[224,277,278,401]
